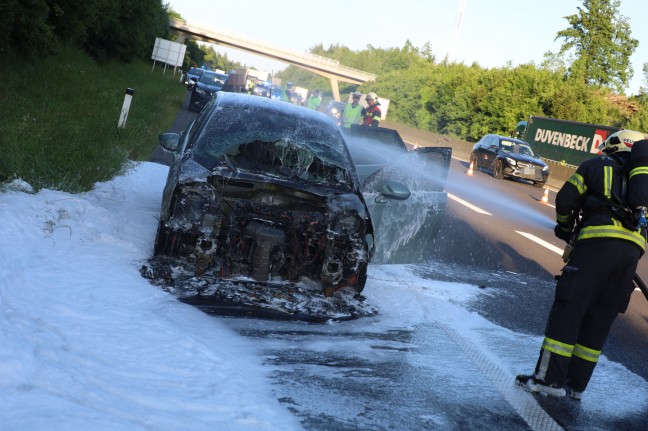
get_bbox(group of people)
[340,91,380,128]
[281,84,383,128]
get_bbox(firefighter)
[342,92,363,128]
[361,92,381,127]
[516,129,647,400]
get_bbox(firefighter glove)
[554,224,572,243]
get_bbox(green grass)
[0,47,186,193]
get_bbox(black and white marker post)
[117,88,135,128]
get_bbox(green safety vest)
[342,103,363,128]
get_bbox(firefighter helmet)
[601,129,645,154]
[366,92,378,101]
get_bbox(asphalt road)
[155,92,648,429]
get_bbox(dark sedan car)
[153,92,409,297]
[188,71,229,112]
[469,134,549,187]
[184,67,204,90]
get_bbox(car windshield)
[199,72,228,85]
[501,140,535,156]
[191,104,354,186]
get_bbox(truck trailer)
[514,116,619,166]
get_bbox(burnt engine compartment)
[153,177,369,296]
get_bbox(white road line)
[448,193,492,215]
[439,322,564,431]
[515,231,564,255]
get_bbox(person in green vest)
[342,92,363,128]
[306,90,322,111]
[280,82,295,103]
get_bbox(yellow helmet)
[601,129,645,154]
[366,92,378,101]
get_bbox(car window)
[199,72,228,85]
[190,104,354,186]
[501,140,515,152]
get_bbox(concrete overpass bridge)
[169,18,376,101]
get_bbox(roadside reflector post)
[118,88,135,128]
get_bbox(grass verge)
[0,47,186,193]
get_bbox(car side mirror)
[374,180,411,203]
[159,133,181,152]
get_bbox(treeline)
[1,0,169,62]
[5,1,648,143]
[282,42,648,141]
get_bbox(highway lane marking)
[438,322,564,431]
[515,231,564,255]
[448,193,492,215]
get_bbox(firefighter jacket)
[555,152,646,253]
[361,102,381,127]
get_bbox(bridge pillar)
[329,78,340,102]
[175,33,186,44]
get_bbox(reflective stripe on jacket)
[555,153,646,252]
[362,103,381,127]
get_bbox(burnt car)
[188,71,229,112]
[469,134,549,187]
[153,92,410,297]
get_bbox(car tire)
[154,222,178,256]
[493,160,504,179]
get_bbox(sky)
[1,161,647,429]
[167,0,648,96]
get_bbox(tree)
[555,0,638,93]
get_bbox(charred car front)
[153,92,407,297]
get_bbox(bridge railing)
[170,19,376,81]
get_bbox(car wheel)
[493,160,504,179]
[154,222,178,256]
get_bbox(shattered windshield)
[191,103,354,185]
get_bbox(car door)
[482,135,499,167]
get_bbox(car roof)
[489,134,530,146]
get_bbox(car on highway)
[469,134,549,187]
[269,85,283,100]
[152,92,411,298]
[324,100,347,126]
[184,67,205,90]
[252,82,271,97]
[188,71,229,112]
